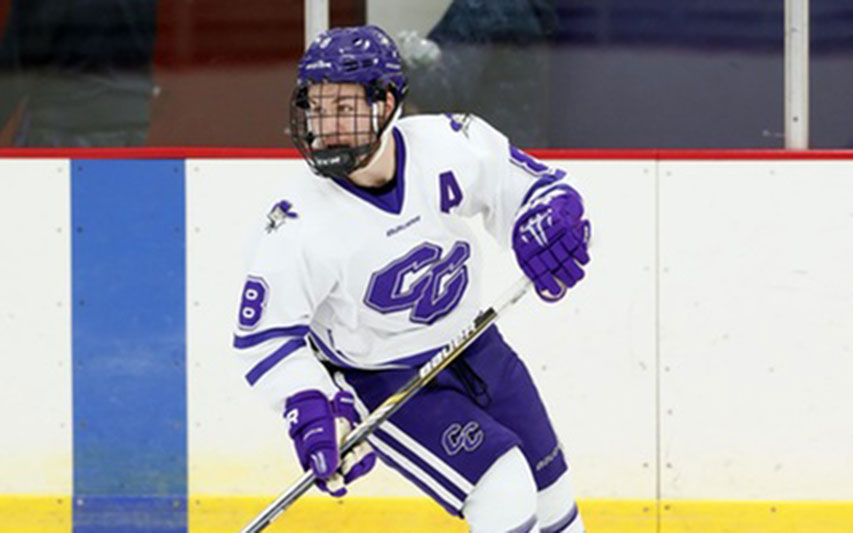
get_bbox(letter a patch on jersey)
[439,171,464,213]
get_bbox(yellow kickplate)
[661,501,853,533]
[189,497,659,533]
[580,500,657,533]
[0,496,70,533]
[5,495,851,533]
[189,496,467,533]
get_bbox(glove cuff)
[284,389,333,438]
[330,391,358,423]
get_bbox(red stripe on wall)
[0,147,302,159]
[1,147,853,160]
[529,149,853,160]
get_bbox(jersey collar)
[332,127,406,215]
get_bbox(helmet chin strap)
[354,104,403,177]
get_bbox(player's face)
[305,83,381,149]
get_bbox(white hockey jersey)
[233,114,568,411]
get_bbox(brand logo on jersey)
[364,241,470,325]
[387,215,421,237]
[266,200,298,233]
[441,421,484,456]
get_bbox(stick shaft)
[238,277,531,533]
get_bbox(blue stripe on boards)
[71,160,187,533]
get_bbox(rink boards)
[1,154,852,532]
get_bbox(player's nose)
[319,121,352,147]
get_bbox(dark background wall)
[1,0,851,148]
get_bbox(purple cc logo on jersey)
[364,241,470,325]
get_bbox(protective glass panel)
[811,0,853,148]
[6,1,839,149]
[373,0,787,148]
[0,1,364,148]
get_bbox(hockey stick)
[237,276,533,533]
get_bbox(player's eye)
[337,103,355,114]
[306,97,327,111]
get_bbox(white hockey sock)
[537,470,585,533]
[463,447,540,533]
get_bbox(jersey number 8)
[238,277,268,329]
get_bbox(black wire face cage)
[290,83,392,180]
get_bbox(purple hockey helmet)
[290,25,408,180]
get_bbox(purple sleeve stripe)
[244,338,307,386]
[233,325,310,349]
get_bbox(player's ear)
[384,91,396,120]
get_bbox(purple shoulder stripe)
[233,325,310,349]
[245,338,307,386]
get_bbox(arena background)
[1,1,852,532]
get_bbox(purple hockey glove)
[512,185,591,302]
[284,390,376,497]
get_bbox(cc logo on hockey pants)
[364,241,470,325]
[441,421,484,456]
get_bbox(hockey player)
[233,25,590,533]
